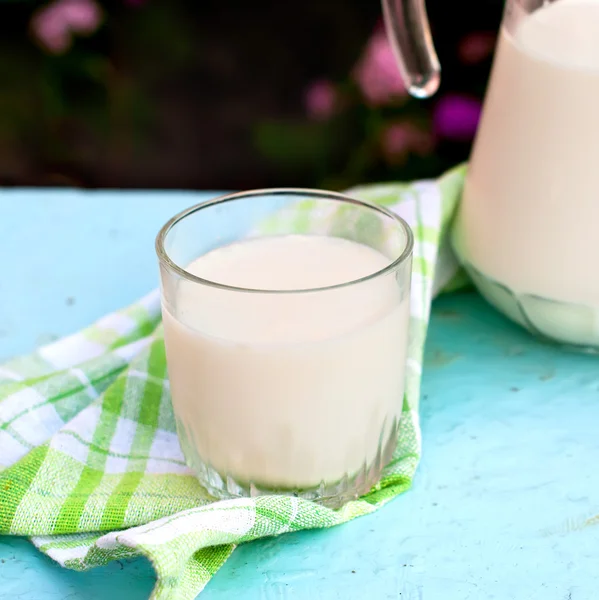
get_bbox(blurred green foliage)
[0,0,503,189]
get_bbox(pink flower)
[304,80,337,120]
[31,0,102,54]
[353,29,406,107]
[31,6,70,53]
[458,32,496,65]
[433,94,482,141]
[381,122,434,164]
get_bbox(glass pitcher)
[383,0,599,351]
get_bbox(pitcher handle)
[381,0,441,98]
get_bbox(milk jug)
[383,0,599,350]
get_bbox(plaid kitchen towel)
[0,164,466,599]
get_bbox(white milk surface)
[162,235,410,488]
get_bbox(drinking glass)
[156,189,413,507]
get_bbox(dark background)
[0,0,505,190]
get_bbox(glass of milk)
[384,0,599,351]
[156,189,413,507]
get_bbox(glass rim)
[155,187,414,295]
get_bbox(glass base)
[459,260,599,354]
[176,417,400,509]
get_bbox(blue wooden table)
[1,190,598,600]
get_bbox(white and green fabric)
[0,165,466,600]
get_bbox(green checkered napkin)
[0,165,466,599]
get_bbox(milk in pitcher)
[453,0,599,347]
